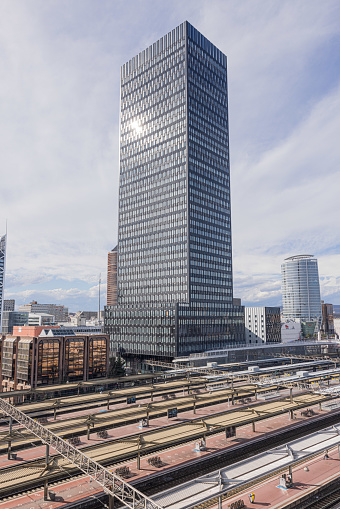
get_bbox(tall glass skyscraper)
[281,255,322,333]
[105,22,245,360]
[0,234,6,334]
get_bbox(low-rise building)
[334,318,340,339]
[1,311,29,334]
[0,329,109,390]
[67,311,104,326]
[281,321,301,342]
[28,313,55,326]
[245,307,281,344]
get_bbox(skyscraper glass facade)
[281,255,322,332]
[105,22,245,359]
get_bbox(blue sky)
[1,0,339,312]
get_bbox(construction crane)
[0,398,163,509]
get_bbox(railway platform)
[0,398,332,509]
[210,446,340,508]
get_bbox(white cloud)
[231,81,340,304]
[0,0,339,309]
[6,283,107,310]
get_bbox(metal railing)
[0,398,163,509]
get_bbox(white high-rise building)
[281,255,322,335]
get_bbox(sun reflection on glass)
[131,120,143,134]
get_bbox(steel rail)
[0,398,162,509]
[0,392,328,498]
[0,393,335,507]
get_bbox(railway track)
[0,384,266,452]
[0,378,208,419]
[3,368,334,421]
[0,392,329,499]
[2,406,340,508]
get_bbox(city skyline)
[1,1,339,311]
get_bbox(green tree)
[109,357,126,377]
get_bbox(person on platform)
[248,492,255,503]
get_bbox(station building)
[0,327,109,391]
[175,340,340,367]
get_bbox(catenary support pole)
[44,480,48,501]
[7,439,11,460]
[289,464,293,481]
[109,495,114,509]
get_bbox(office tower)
[18,301,68,322]
[0,234,6,333]
[3,299,15,311]
[321,301,334,335]
[1,311,29,334]
[245,307,281,344]
[107,247,118,306]
[105,21,244,360]
[281,255,322,336]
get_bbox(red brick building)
[0,328,109,391]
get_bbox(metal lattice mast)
[0,398,163,509]
[0,233,6,333]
